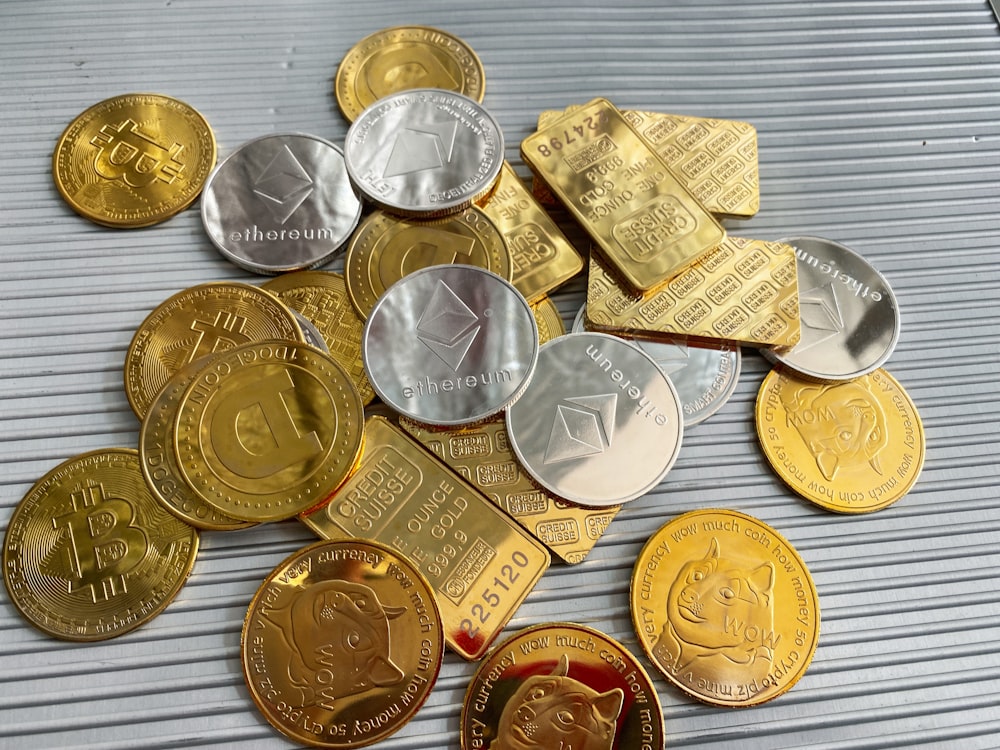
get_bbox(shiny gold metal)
[530,296,566,344]
[300,416,551,660]
[262,270,375,404]
[521,98,725,291]
[124,281,304,420]
[3,448,199,641]
[756,367,925,513]
[174,341,365,523]
[242,539,444,747]
[344,207,512,319]
[398,415,619,564]
[631,508,820,707]
[480,161,584,303]
[461,622,665,750]
[53,93,216,227]
[586,236,801,348]
[335,26,485,122]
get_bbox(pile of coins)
[5,22,929,750]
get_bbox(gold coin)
[174,341,364,523]
[53,93,216,227]
[335,25,485,122]
[461,622,664,749]
[631,508,820,707]
[3,448,199,641]
[262,270,375,405]
[755,367,925,513]
[530,295,566,345]
[242,539,444,748]
[344,207,512,319]
[124,281,304,420]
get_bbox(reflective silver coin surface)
[573,305,741,427]
[344,88,503,217]
[765,236,900,380]
[362,264,538,426]
[200,133,362,274]
[291,310,329,353]
[506,332,683,507]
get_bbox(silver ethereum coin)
[362,264,538,426]
[201,133,362,274]
[506,332,683,507]
[765,236,900,380]
[344,88,503,217]
[572,305,740,427]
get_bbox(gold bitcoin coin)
[262,270,375,404]
[530,295,566,345]
[755,367,925,513]
[53,93,216,227]
[3,448,199,641]
[335,26,485,122]
[174,341,364,523]
[631,508,820,707]
[344,207,512,319]
[124,281,304,420]
[242,538,444,748]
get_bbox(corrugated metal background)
[2,1,1000,747]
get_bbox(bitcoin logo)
[189,311,252,361]
[90,118,185,188]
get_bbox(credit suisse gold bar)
[300,416,550,661]
[398,415,619,565]
[521,98,726,291]
[586,236,801,348]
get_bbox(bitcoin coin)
[242,539,444,747]
[755,367,924,513]
[53,93,216,227]
[336,25,485,122]
[3,448,199,641]
[531,295,566,345]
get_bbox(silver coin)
[505,332,683,507]
[572,305,741,427]
[344,88,503,217]
[765,236,900,380]
[291,310,329,353]
[200,133,362,274]
[362,264,538,426]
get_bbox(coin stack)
[9,21,930,750]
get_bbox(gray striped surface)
[2,1,1000,747]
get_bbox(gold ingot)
[755,367,925,513]
[521,98,725,290]
[530,295,566,344]
[335,26,485,122]
[344,207,512,319]
[3,448,199,641]
[241,539,444,747]
[480,161,584,303]
[630,508,820,707]
[586,236,801,348]
[53,93,216,227]
[398,415,619,564]
[301,416,551,660]
[262,270,375,405]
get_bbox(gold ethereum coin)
[242,539,444,748]
[53,93,216,227]
[631,509,820,707]
[756,367,925,513]
[344,206,512,319]
[335,25,485,122]
[531,295,566,344]
[174,341,364,523]
[3,448,199,641]
[124,281,304,420]
[262,270,376,405]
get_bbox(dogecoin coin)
[3,448,199,641]
[755,367,924,513]
[53,93,215,227]
[631,508,820,707]
[242,539,444,748]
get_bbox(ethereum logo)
[252,145,314,224]
[543,394,618,464]
[416,280,481,371]
[796,282,844,352]
[383,120,459,178]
